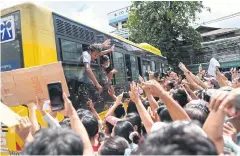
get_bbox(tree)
[127,1,210,67]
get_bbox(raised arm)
[142,80,191,121]
[28,100,40,134]
[104,93,123,118]
[146,94,159,112]
[108,86,117,101]
[216,69,228,87]
[203,92,236,154]
[61,93,94,155]
[98,45,115,56]
[84,62,102,93]
[179,62,207,90]
[107,69,117,85]
[88,99,101,121]
[129,81,154,133]
[37,100,61,128]
[182,83,198,100]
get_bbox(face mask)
[104,62,110,68]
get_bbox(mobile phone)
[47,82,64,112]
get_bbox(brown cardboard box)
[1,62,69,107]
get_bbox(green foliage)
[126,1,210,65]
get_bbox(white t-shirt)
[79,51,93,84]
[82,51,91,64]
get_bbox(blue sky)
[1,1,240,33]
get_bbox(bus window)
[63,65,101,110]
[137,57,142,76]
[125,54,132,81]
[112,52,125,84]
[142,60,151,80]
[130,56,139,81]
[60,39,83,62]
[152,61,156,72]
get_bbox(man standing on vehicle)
[77,39,115,109]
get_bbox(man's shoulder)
[83,51,90,55]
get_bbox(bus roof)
[1,2,164,57]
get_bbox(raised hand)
[111,69,118,74]
[178,62,188,73]
[102,39,111,48]
[138,75,145,84]
[115,92,123,105]
[110,44,115,52]
[59,93,75,117]
[16,116,33,142]
[223,122,237,143]
[87,99,94,110]
[108,86,115,97]
[142,80,166,98]
[96,84,103,93]
[148,71,154,80]
[209,91,237,116]
[129,81,141,104]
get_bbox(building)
[107,6,130,39]
[180,26,240,73]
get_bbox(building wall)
[179,30,240,72]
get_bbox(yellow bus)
[0,2,168,154]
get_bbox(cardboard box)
[1,62,69,107]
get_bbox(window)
[152,61,156,71]
[113,51,125,84]
[130,56,139,81]
[60,39,83,62]
[142,60,151,80]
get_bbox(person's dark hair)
[114,121,140,144]
[105,121,114,135]
[77,109,99,138]
[125,113,142,134]
[114,104,126,118]
[88,44,102,53]
[224,72,232,82]
[59,118,71,128]
[172,89,188,107]
[167,80,175,89]
[99,136,129,155]
[127,101,139,114]
[22,128,83,155]
[142,100,150,109]
[77,108,92,118]
[184,104,209,127]
[157,106,172,122]
[134,121,218,155]
[100,55,109,65]
[154,97,159,101]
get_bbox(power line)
[194,12,240,27]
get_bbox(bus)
[0,2,168,154]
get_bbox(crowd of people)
[5,40,240,155]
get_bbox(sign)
[1,60,20,72]
[208,58,220,77]
[0,16,15,43]
[1,62,70,107]
[108,6,130,22]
